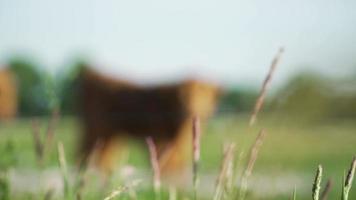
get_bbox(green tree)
[270,72,332,120]
[57,61,85,115]
[8,58,52,116]
[218,88,258,114]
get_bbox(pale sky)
[1,0,356,87]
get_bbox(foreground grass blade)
[0,172,10,200]
[290,186,296,200]
[103,180,141,200]
[239,129,267,200]
[320,179,332,200]
[249,47,284,126]
[146,137,161,200]
[342,157,356,200]
[31,119,44,167]
[57,141,70,198]
[192,116,201,200]
[44,108,60,159]
[213,143,235,200]
[312,165,323,200]
[44,188,54,200]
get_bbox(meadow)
[0,113,355,200]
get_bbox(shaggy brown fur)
[0,68,17,121]
[79,67,219,175]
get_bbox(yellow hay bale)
[0,68,17,120]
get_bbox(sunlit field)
[1,114,355,200]
[1,1,356,200]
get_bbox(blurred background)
[0,0,355,200]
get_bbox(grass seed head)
[312,165,323,200]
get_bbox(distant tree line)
[5,57,356,120]
[269,72,356,120]
[6,57,83,116]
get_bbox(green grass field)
[0,114,355,200]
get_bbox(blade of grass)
[0,172,10,200]
[169,186,177,200]
[192,116,201,200]
[224,144,236,198]
[44,108,60,159]
[249,47,284,126]
[230,150,245,199]
[75,140,103,200]
[290,186,296,200]
[213,143,235,200]
[57,141,70,198]
[146,137,161,200]
[342,157,356,200]
[103,180,141,200]
[43,188,54,200]
[312,165,323,200]
[320,179,332,200]
[31,118,44,167]
[238,129,267,200]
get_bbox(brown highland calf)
[79,67,219,176]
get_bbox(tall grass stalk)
[290,186,296,200]
[230,151,245,198]
[57,141,70,199]
[31,119,44,167]
[103,180,141,200]
[44,188,54,200]
[0,172,9,200]
[146,137,161,200]
[342,157,356,200]
[249,47,284,126]
[239,129,267,200]
[192,116,201,200]
[213,143,235,200]
[224,144,236,199]
[44,108,59,157]
[75,141,102,200]
[31,109,59,167]
[312,165,323,200]
[169,186,177,200]
[320,179,332,200]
